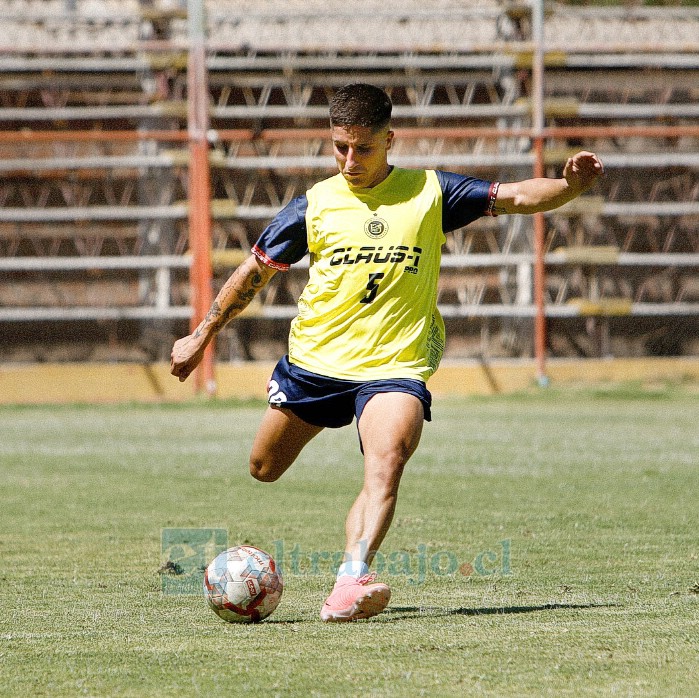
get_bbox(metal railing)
[1,2,698,377]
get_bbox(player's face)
[331,124,394,189]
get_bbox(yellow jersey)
[252,167,495,382]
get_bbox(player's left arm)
[493,151,604,215]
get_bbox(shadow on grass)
[261,602,619,625]
[382,602,618,621]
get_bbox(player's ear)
[385,130,395,151]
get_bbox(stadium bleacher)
[0,0,697,363]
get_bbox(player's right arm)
[170,255,277,382]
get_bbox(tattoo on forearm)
[200,264,269,333]
[194,302,222,337]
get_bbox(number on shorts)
[267,379,287,405]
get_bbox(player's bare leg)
[249,406,323,482]
[347,392,424,565]
[320,392,424,621]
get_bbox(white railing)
[1,253,696,322]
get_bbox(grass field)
[1,384,698,697]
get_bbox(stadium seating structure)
[1,0,697,363]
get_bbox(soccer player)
[171,83,604,622]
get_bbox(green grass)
[1,386,698,697]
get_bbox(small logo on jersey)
[364,215,388,239]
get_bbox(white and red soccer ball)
[203,545,283,623]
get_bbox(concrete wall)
[1,357,697,405]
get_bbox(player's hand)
[170,333,207,382]
[563,151,605,194]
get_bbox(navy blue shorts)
[267,355,432,429]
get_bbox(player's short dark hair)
[329,83,392,131]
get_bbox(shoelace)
[356,572,378,585]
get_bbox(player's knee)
[370,443,412,473]
[366,455,407,494]
[249,456,282,483]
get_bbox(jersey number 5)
[360,273,385,304]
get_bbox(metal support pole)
[531,0,548,386]
[187,0,216,396]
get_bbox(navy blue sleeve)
[252,195,309,271]
[435,170,498,233]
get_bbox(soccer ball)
[203,545,283,623]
